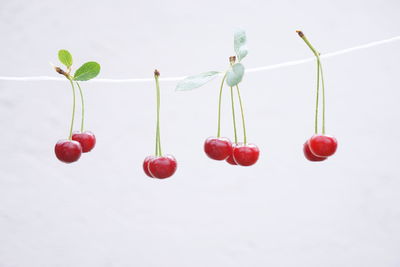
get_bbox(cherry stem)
[217,72,227,138]
[154,70,162,157]
[75,82,85,132]
[235,85,247,144]
[297,30,326,135]
[319,62,326,134]
[68,79,76,140]
[315,60,320,134]
[230,86,238,144]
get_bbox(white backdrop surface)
[0,0,400,266]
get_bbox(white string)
[1,35,399,83]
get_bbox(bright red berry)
[303,141,327,162]
[143,156,155,178]
[55,140,82,163]
[148,155,177,179]
[204,137,233,160]
[308,135,338,157]
[225,143,238,165]
[226,154,238,165]
[233,143,259,166]
[72,131,96,153]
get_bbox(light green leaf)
[175,71,220,91]
[234,29,248,61]
[226,63,245,87]
[58,49,73,68]
[73,62,100,81]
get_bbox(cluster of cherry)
[53,30,338,180]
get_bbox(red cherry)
[303,141,327,162]
[233,143,260,166]
[204,137,233,160]
[55,140,82,163]
[308,135,338,157]
[148,155,177,179]
[72,131,96,153]
[143,156,155,178]
[226,154,238,165]
[226,143,238,165]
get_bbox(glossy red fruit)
[233,143,260,166]
[148,155,177,179]
[204,137,233,160]
[143,156,155,178]
[72,131,96,153]
[55,140,82,163]
[308,135,338,157]
[226,154,238,165]
[226,143,238,165]
[303,141,327,162]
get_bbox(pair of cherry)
[296,31,339,162]
[204,138,259,166]
[53,55,98,164]
[303,135,337,161]
[143,155,177,179]
[55,132,96,163]
[143,70,177,179]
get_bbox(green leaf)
[234,29,248,61]
[175,71,220,91]
[58,49,73,68]
[73,62,100,81]
[226,63,245,87]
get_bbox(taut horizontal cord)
[1,35,399,83]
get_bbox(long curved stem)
[297,30,326,135]
[217,72,227,137]
[155,72,162,157]
[235,85,247,144]
[75,82,85,132]
[230,87,238,144]
[68,79,76,140]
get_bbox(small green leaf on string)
[226,63,245,87]
[175,71,220,91]
[234,29,248,62]
[73,62,101,81]
[58,50,73,68]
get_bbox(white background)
[1,0,400,266]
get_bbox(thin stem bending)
[297,30,326,134]
[217,72,227,137]
[235,85,247,144]
[68,79,76,140]
[75,82,85,132]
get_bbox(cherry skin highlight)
[308,135,338,157]
[303,141,327,162]
[233,143,260,166]
[72,131,96,153]
[55,140,82,163]
[204,137,233,160]
[148,155,177,179]
[143,156,156,178]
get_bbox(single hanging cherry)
[227,56,259,167]
[204,69,233,161]
[72,82,96,153]
[296,31,338,161]
[143,70,177,179]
